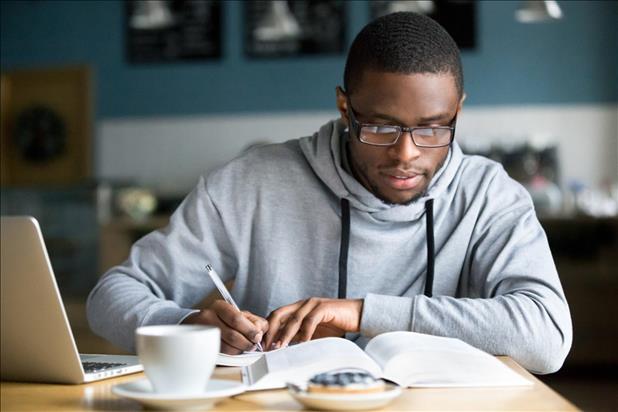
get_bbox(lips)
[382,170,425,191]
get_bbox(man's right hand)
[181,300,268,354]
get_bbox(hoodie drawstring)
[423,199,435,297]
[337,198,435,300]
[338,198,350,299]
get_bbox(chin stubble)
[347,143,448,206]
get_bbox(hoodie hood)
[299,119,463,222]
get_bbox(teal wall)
[1,0,616,118]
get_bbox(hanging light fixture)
[253,1,301,42]
[385,1,436,15]
[516,0,563,23]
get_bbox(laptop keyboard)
[82,361,127,373]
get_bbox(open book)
[238,331,532,391]
[217,351,264,367]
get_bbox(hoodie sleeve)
[86,176,237,353]
[360,171,572,375]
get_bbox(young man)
[88,12,571,374]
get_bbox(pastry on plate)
[307,369,386,394]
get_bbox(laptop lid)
[1,216,92,383]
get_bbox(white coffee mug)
[135,324,220,394]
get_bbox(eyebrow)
[360,109,453,125]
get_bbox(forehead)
[349,71,459,121]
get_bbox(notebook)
[0,216,142,384]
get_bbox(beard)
[348,146,448,206]
[374,185,428,206]
[367,175,428,206]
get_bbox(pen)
[205,264,264,352]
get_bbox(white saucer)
[112,378,246,410]
[287,383,403,411]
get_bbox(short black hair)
[343,12,463,98]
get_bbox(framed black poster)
[245,0,346,58]
[370,0,476,50]
[126,0,222,63]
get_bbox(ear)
[335,86,349,128]
[456,92,466,115]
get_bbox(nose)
[388,130,422,162]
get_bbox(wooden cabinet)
[541,217,618,366]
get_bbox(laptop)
[1,216,142,383]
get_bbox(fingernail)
[254,332,263,343]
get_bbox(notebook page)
[217,342,300,366]
[217,351,263,367]
[242,337,382,391]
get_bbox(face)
[336,71,463,205]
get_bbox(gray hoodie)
[87,119,572,374]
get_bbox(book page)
[242,337,382,391]
[365,332,532,387]
[217,351,263,367]
[217,343,298,367]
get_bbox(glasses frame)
[346,97,457,148]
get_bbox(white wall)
[97,104,618,196]
[97,112,336,195]
[457,105,618,189]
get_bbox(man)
[88,12,571,374]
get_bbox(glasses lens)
[413,128,452,147]
[360,125,400,145]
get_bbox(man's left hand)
[263,298,363,350]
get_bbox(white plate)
[112,378,246,410]
[288,383,403,411]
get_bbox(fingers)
[294,310,324,342]
[266,298,325,350]
[221,340,250,355]
[243,311,269,335]
[263,301,301,350]
[277,298,323,348]
[211,300,265,352]
[242,311,269,351]
[183,307,254,354]
[185,301,269,354]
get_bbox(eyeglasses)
[346,98,457,148]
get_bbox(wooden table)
[1,358,578,411]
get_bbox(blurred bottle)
[96,182,113,225]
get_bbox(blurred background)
[1,1,616,409]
